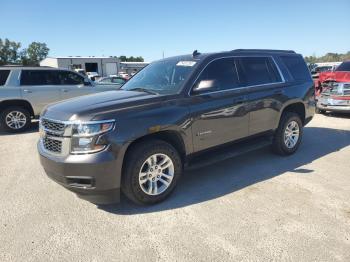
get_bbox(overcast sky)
[2,0,350,61]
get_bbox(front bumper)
[317,103,350,112]
[38,141,125,204]
[317,98,350,113]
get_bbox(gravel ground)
[0,113,350,262]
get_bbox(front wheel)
[272,112,303,156]
[122,140,182,205]
[0,106,31,133]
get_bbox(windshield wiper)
[128,88,159,95]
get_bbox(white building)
[40,56,120,77]
[119,62,149,75]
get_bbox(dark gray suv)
[38,49,315,205]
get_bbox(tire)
[0,106,31,133]
[272,112,303,156]
[121,139,182,205]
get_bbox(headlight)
[70,120,115,154]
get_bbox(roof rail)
[0,65,52,68]
[232,49,296,54]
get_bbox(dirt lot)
[0,113,349,262]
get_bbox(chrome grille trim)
[321,82,350,97]
[39,117,115,157]
[41,118,66,134]
[43,136,62,153]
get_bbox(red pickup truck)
[316,61,350,113]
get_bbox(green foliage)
[22,42,50,66]
[118,55,144,62]
[305,52,350,63]
[0,38,49,66]
[0,38,21,65]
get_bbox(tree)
[22,42,49,66]
[0,38,50,66]
[119,55,127,62]
[304,51,350,63]
[118,55,144,62]
[0,38,21,65]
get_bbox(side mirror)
[192,80,218,94]
[84,79,92,86]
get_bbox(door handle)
[23,89,32,93]
[61,89,69,92]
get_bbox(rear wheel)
[122,139,182,205]
[0,106,31,133]
[272,112,303,156]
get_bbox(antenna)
[192,50,201,57]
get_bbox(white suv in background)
[0,67,121,133]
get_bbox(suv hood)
[43,90,162,121]
[319,71,350,83]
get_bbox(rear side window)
[57,71,84,85]
[20,70,59,85]
[280,56,311,81]
[238,57,282,86]
[0,70,10,86]
[196,58,240,92]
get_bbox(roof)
[0,66,75,71]
[44,56,119,59]
[231,49,296,54]
[159,49,298,62]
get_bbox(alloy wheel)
[5,111,27,130]
[284,120,300,149]
[138,153,175,196]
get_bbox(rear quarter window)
[0,70,10,86]
[280,55,311,81]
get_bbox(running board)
[186,136,272,171]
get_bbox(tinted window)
[100,78,112,83]
[280,55,311,81]
[57,71,84,85]
[0,70,10,86]
[196,58,240,92]
[238,57,282,86]
[20,70,59,85]
[336,61,350,72]
[112,77,126,84]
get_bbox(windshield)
[122,57,197,94]
[335,61,350,72]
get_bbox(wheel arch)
[279,101,306,125]
[0,99,35,117]
[121,130,187,178]
[124,130,186,161]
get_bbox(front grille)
[321,82,350,96]
[43,137,62,153]
[41,118,66,133]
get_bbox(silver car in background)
[97,76,127,85]
[0,67,121,133]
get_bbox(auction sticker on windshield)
[176,61,196,67]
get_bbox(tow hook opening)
[66,176,95,188]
